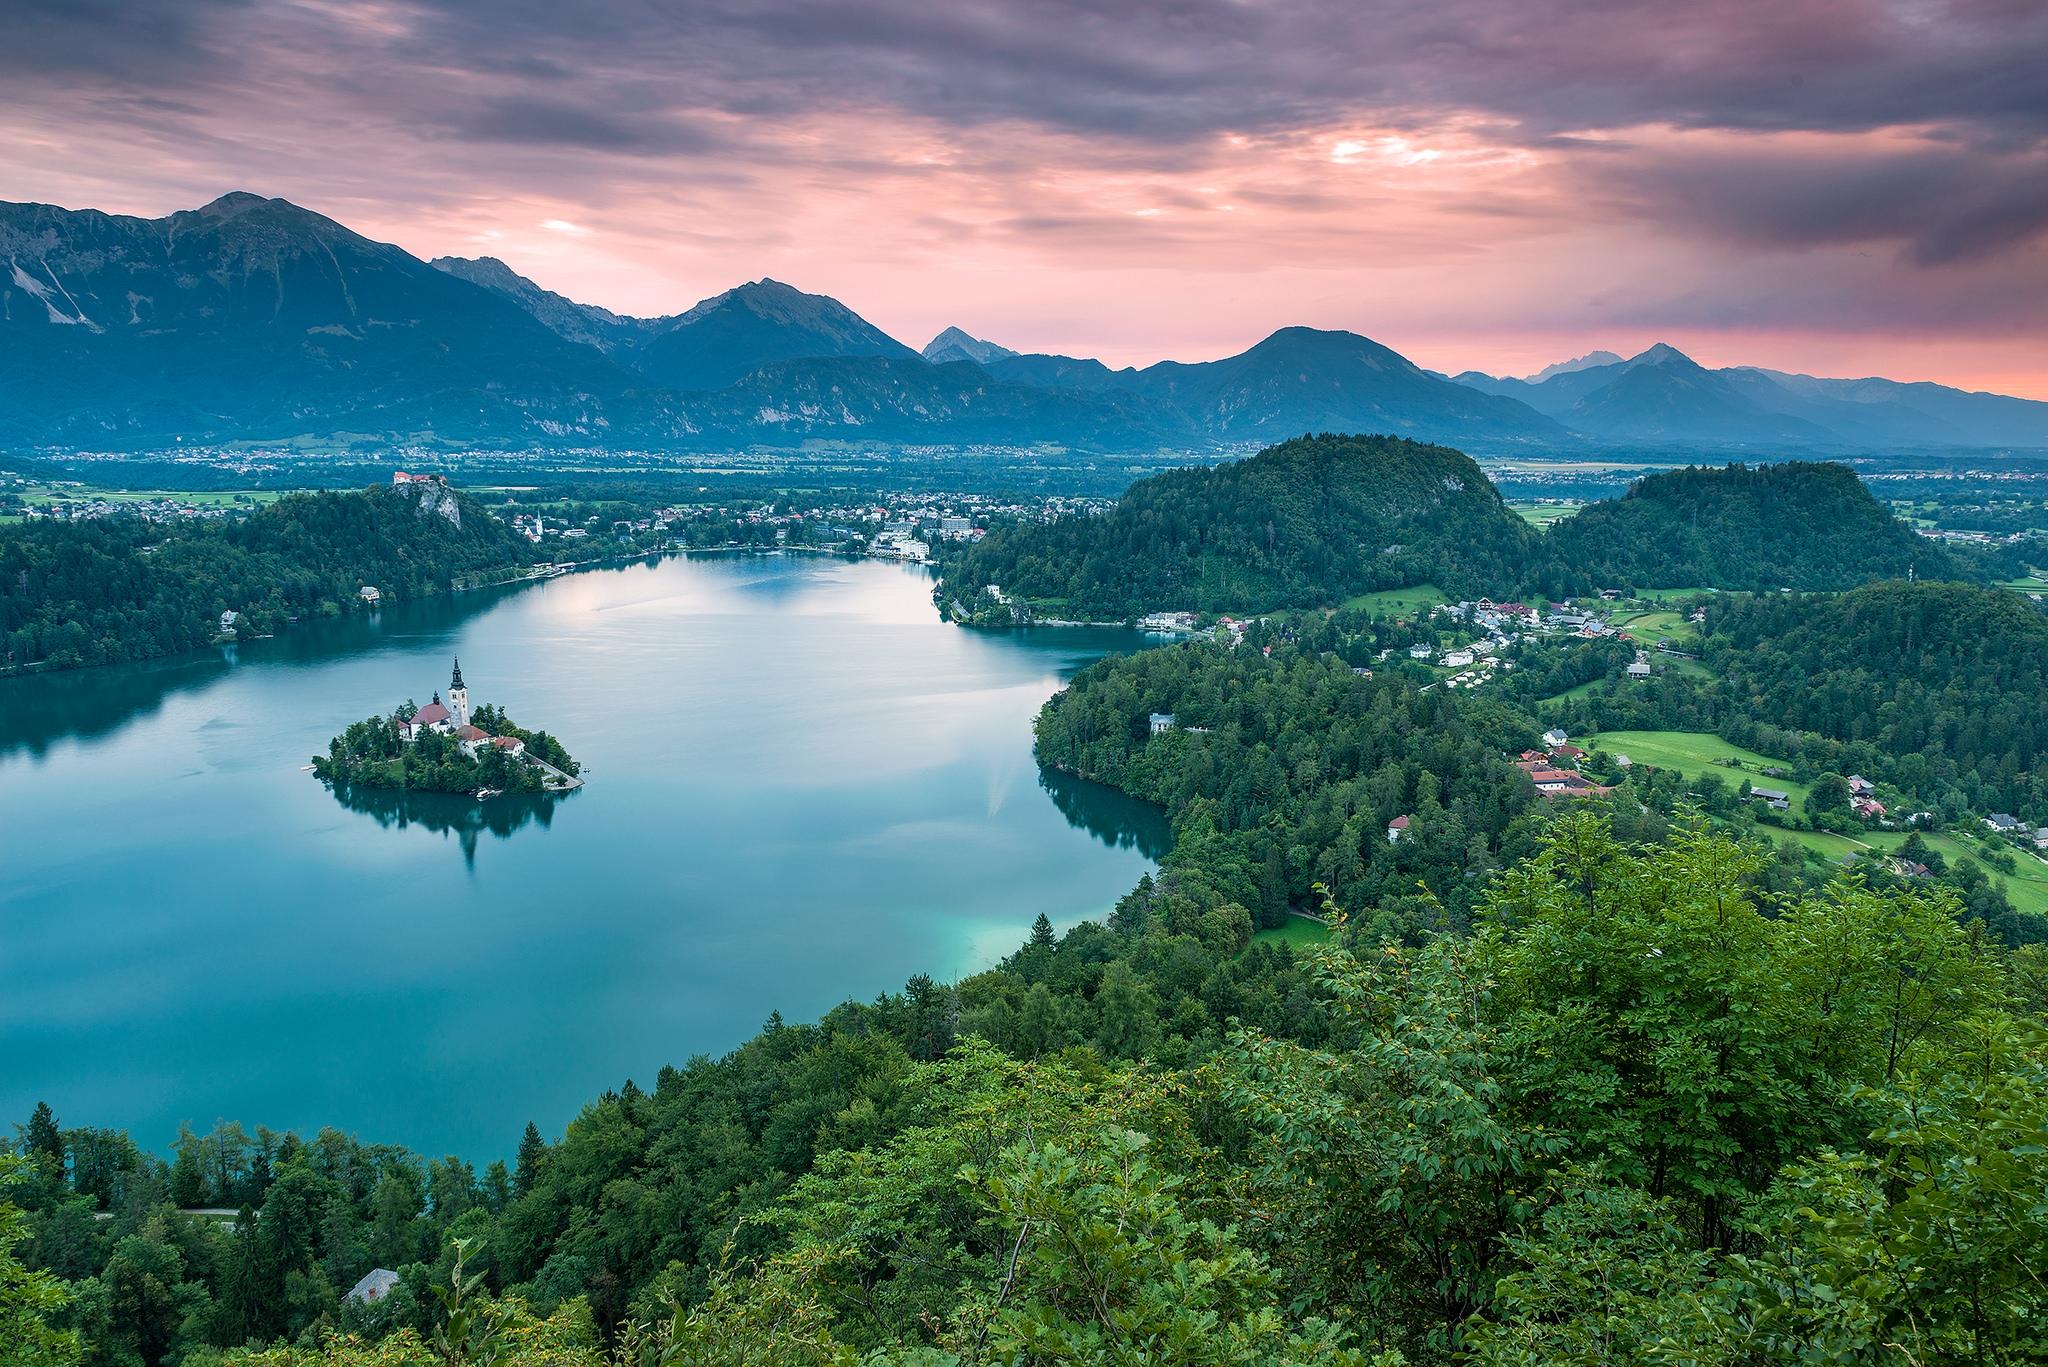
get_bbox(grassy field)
[17,485,284,510]
[1759,824,2048,919]
[1541,677,1611,705]
[1341,584,1448,617]
[1611,609,1699,648]
[1857,830,2048,918]
[1582,729,1811,803]
[1631,586,1719,604]
[1508,501,1583,528]
[1252,918,1335,949]
[1774,828,1872,861]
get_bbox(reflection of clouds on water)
[323,781,571,872]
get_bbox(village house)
[1986,812,2024,834]
[1515,757,1612,799]
[1139,611,1198,632]
[1149,712,1176,737]
[1751,786,1792,811]
[1387,815,1410,843]
[347,1268,400,1305]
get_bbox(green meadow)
[1582,729,1810,803]
[1340,584,1448,617]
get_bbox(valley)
[10,7,2048,1362]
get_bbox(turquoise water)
[0,554,1164,1158]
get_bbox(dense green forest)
[11,632,2048,1366]
[10,440,2048,1365]
[11,816,2043,1366]
[0,483,536,674]
[940,448,1996,622]
[941,434,1540,620]
[1033,643,1545,941]
[1538,461,1963,592]
[1550,582,2048,823]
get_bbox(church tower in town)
[448,658,470,730]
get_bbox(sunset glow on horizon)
[6,1,2045,395]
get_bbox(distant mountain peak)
[429,253,659,352]
[197,190,271,214]
[676,277,865,328]
[1628,342,1695,367]
[634,277,917,390]
[923,326,1018,365]
[1526,350,1623,382]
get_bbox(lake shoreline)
[2,554,1166,1158]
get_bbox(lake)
[0,554,1166,1158]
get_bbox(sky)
[5,0,2047,396]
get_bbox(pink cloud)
[2,1,2045,396]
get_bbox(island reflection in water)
[1,553,1164,1158]
[323,781,575,869]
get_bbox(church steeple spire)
[447,658,470,730]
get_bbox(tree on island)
[312,704,577,797]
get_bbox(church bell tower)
[448,658,470,729]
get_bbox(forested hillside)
[943,433,1539,619]
[1541,461,1960,592]
[1702,581,2048,816]
[11,818,2042,1365]
[11,637,2048,1366]
[0,482,535,674]
[1034,643,1544,938]
[942,445,1966,622]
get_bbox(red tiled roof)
[457,725,488,741]
[1388,815,1411,829]
[411,702,450,725]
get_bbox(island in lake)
[312,658,582,797]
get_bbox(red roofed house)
[1387,815,1411,843]
[401,696,451,740]
[1514,758,1613,799]
[398,660,472,740]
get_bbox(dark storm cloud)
[445,97,730,155]
[1585,142,2048,265]
[14,2,2047,146]
[368,1,2048,145]
[6,0,2047,289]
[0,0,248,82]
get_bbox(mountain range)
[3,192,2044,453]
[1451,343,2048,448]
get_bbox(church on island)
[397,659,529,760]
[311,657,581,798]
